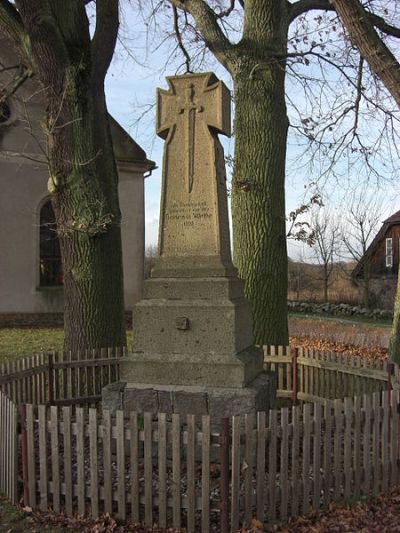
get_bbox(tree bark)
[232,67,289,345]
[230,1,290,345]
[4,0,127,352]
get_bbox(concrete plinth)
[102,371,276,417]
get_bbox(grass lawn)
[0,329,134,364]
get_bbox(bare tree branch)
[288,0,333,24]
[289,0,400,39]
[92,0,119,82]
[330,0,400,108]
[172,5,192,73]
[168,0,235,73]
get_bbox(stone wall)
[288,300,392,320]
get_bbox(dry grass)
[289,315,391,349]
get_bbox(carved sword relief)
[179,83,203,193]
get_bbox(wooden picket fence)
[0,345,390,408]
[17,389,400,531]
[264,346,390,402]
[0,348,121,406]
[0,390,18,504]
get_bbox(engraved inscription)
[165,201,212,227]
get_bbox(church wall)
[0,158,64,313]
[0,157,145,313]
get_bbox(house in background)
[0,36,154,315]
[352,210,400,310]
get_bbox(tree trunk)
[323,267,329,303]
[232,63,289,346]
[51,79,126,353]
[230,1,290,346]
[10,0,126,353]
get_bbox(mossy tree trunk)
[231,21,289,345]
[0,0,126,352]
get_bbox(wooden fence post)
[292,347,298,403]
[220,417,230,533]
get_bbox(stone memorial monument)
[103,73,276,416]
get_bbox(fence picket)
[280,408,289,522]
[363,394,372,494]
[103,410,112,515]
[202,414,211,533]
[26,403,36,508]
[187,414,196,533]
[76,407,85,516]
[256,411,266,523]
[38,404,48,512]
[244,413,255,526]
[313,403,322,510]
[382,391,389,491]
[63,406,73,516]
[89,408,99,518]
[231,415,241,532]
[158,412,167,528]
[50,406,60,513]
[291,405,301,516]
[116,410,126,521]
[172,413,181,529]
[268,409,277,522]
[333,399,343,501]
[390,390,399,486]
[344,398,352,500]
[302,403,311,515]
[130,411,140,523]
[372,392,380,495]
[144,411,152,527]
[353,396,362,498]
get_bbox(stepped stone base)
[102,371,276,417]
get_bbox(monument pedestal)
[103,276,276,416]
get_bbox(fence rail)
[264,346,390,402]
[0,348,122,406]
[18,389,400,531]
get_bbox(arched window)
[39,200,63,286]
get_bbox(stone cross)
[154,72,233,277]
